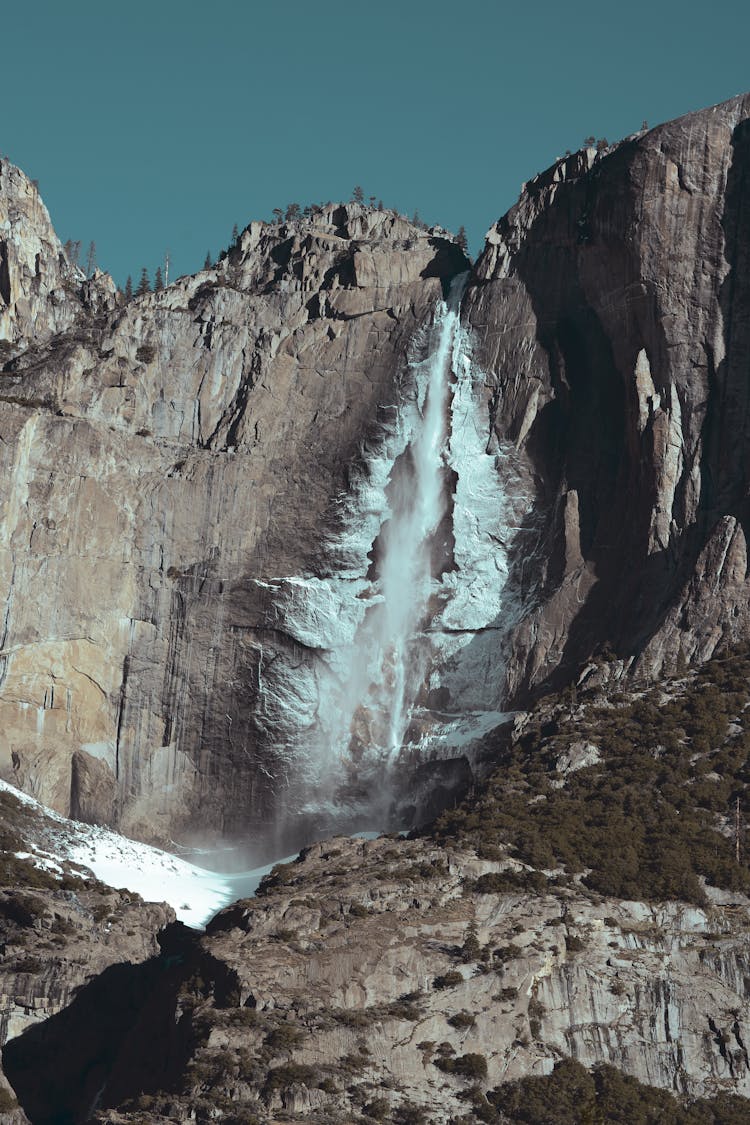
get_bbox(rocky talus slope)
[88,835,750,1124]
[465,92,750,698]
[1,652,748,1123]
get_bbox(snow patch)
[0,780,290,929]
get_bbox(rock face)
[464,92,750,698]
[0,159,115,349]
[0,786,173,1123]
[0,169,468,848]
[5,93,750,852]
[19,833,746,1124]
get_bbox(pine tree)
[203,251,212,270]
[154,266,164,291]
[285,203,301,221]
[461,920,481,962]
[136,267,150,296]
[124,275,133,301]
[377,200,384,211]
[231,223,239,244]
[272,208,283,223]
[85,241,97,277]
[456,225,468,253]
[352,185,365,204]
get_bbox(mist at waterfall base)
[242,275,535,861]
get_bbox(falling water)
[260,270,535,840]
[316,273,469,792]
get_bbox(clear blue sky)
[3,0,749,286]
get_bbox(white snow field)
[0,779,288,928]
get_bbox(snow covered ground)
[0,779,291,928]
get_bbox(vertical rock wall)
[0,177,469,848]
[463,93,750,697]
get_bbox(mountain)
[4,92,750,1122]
[465,92,750,695]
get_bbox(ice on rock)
[244,277,535,819]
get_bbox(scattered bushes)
[363,1098,390,1120]
[472,869,548,894]
[528,996,545,1039]
[448,1011,476,1029]
[430,648,750,905]
[488,1057,750,1123]
[263,1024,305,1053]
[386,995,423,1021]
[263,1063,317,1093]
[433,970,464,990]
[0,892,46,928]
[434,1051,488,1080]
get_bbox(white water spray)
[255,274,536,831]
[369,278,462,756]
[316,274,468,783]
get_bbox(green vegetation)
[448,1011,476,1029]
[486,1057,750,1123]
[135,344,156,363]
[363,1098,390,1120]
[386,994,423,1021]
[527,996,545,1039]
[431,648,750,904]
[263,1062,317,1093]
[433,970,464,990]
[434,1051,488,1080]
[263,1024,305,1053]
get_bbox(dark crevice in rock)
[420,239,471,298]
[0,242,11,305]
[708,1016,733,1074]
[732,1018,749,1070]
[3,923,202,1125]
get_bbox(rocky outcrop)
[0,786,173,1122]
[0,159,115,350]
[464,93,750,697]
[18,832,743,1124]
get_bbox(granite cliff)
[464,91,750,698]
[5,96,750,852]
[4,91,750,1123]
[0,182,469,850]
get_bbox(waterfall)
[257,272,535,837]
[337,273,467,768]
